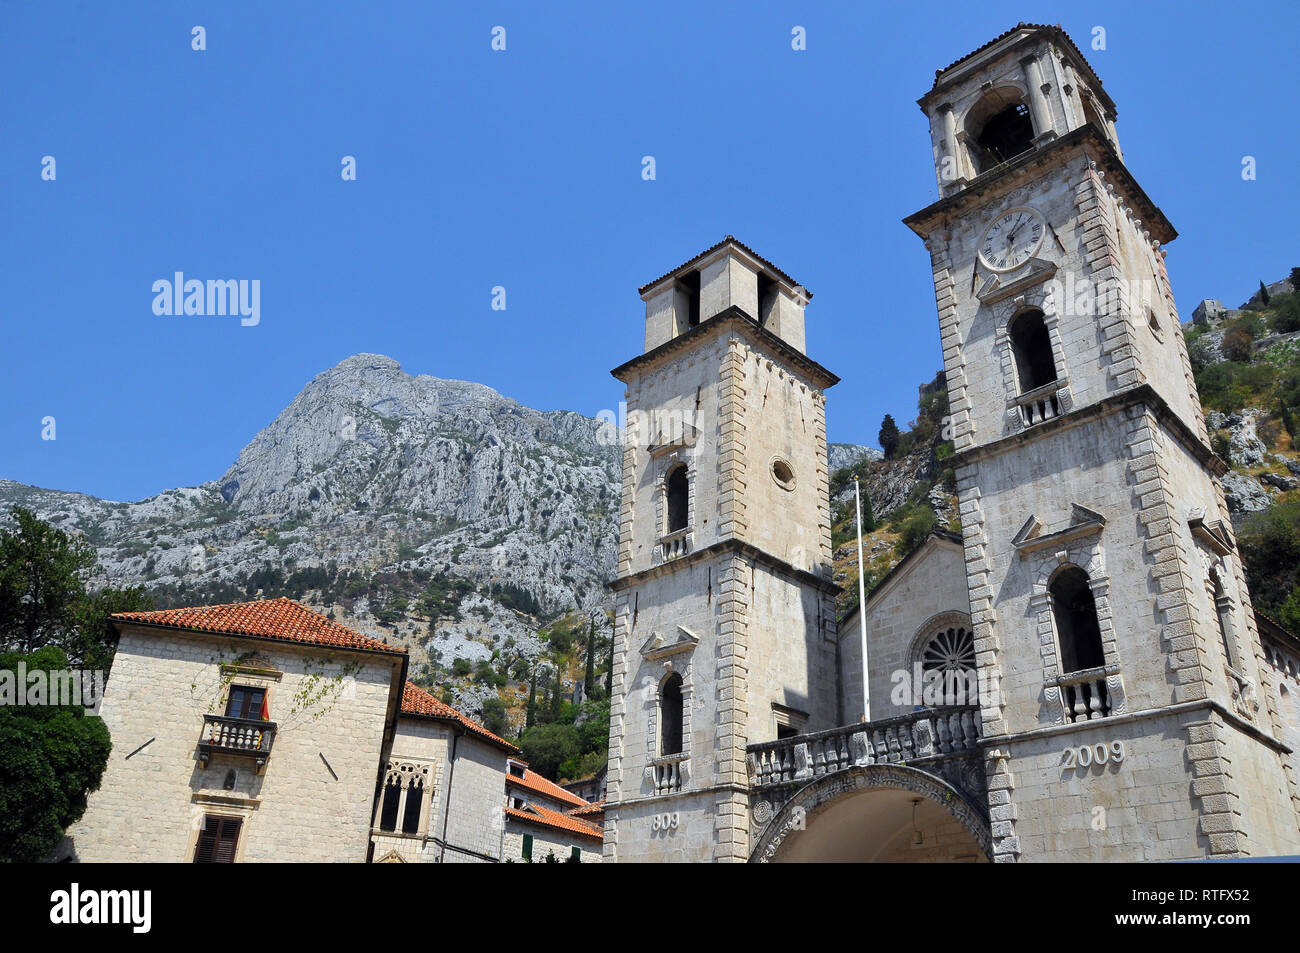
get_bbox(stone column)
[936,103,967,192]
[1020,54,1055,142]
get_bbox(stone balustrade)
[746,706,980,789]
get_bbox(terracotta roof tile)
[568,800,605,818]
[400,681,519,753]
[505,803,603,842]
[507,764,589,808]
[112,597,406,655]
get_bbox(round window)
[771,459,795,490]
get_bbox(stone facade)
[69,623,402,863]
[66,602,602,864]
[604,24,1300,864]
[903,24,1300,861]
[370,718,508,864]
[605,239,840,862]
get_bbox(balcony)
[198,714,276,772]
[1010,379,1066,428]
[747,706,981,789]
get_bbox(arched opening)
[1051,567,1105,673]
[666,465,689,533]
[660,673,683,755]
[965,88,1035,175]
[753,766,992,863]
[1009,309,1057,393]
[378,779,401,832]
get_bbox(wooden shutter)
[194,815,242,863]
[522,833,533,861]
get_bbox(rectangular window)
[570,846,581,862]
[194,815,241,863]
[522,833,533,862]
[225,685,266,720]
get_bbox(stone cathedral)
[603,24,1300,863]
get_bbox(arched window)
[666,465,689,533]
[1009,309,1057,394]
[965,89,1035,174]
[378,778,401,832]
[1051,567,1105,673]
[660,673,683,755]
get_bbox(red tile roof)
[112,597,406,655]
[507,763,589,808]
[505,803,603,842]
[568,800,605,818]
[400,681,519,754]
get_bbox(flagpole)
[854,475,871,723]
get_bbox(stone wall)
[68,625,400,863]
[839,536,969,724]
[503,819,601,864]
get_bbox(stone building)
[65,598,602,863]
[604,23,1300,862]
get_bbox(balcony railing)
[198,714,276,771]
[1055,668,1112,723]
[1011,380,1065,428]
[747,706,981,789]
[649,753,688,795]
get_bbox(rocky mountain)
[0,353,876,720]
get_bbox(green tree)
[481,697,509,738]
[518,722,581,779]
[0,506,152,670]
[583,618,597,697]
[878,415,902,460]
[525,669,538,729]
[0,646,112,862]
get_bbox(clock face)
[978,207,1045,272]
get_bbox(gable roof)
[504,802,603,842]
[839,529,965,634]
[112,597,406,656]
[636,234,807,299]
[507,763,590,808]
[400,681,519,754]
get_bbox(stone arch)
[750,764,992,863]
[1024,548,1127,724]
[991,287,1072,430]
[907,611,979,708]
[961,84,1034,174]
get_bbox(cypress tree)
[584,618,597,697]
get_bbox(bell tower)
[904,24,1300,861]
[603,236,840,862]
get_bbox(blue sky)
[3,1,1297,501]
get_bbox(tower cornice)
[903,124,1176,245]
[610,305,840,390]
[946,382,1227,477]
[608,536,842,595]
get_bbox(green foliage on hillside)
[1185,284,1300,632]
